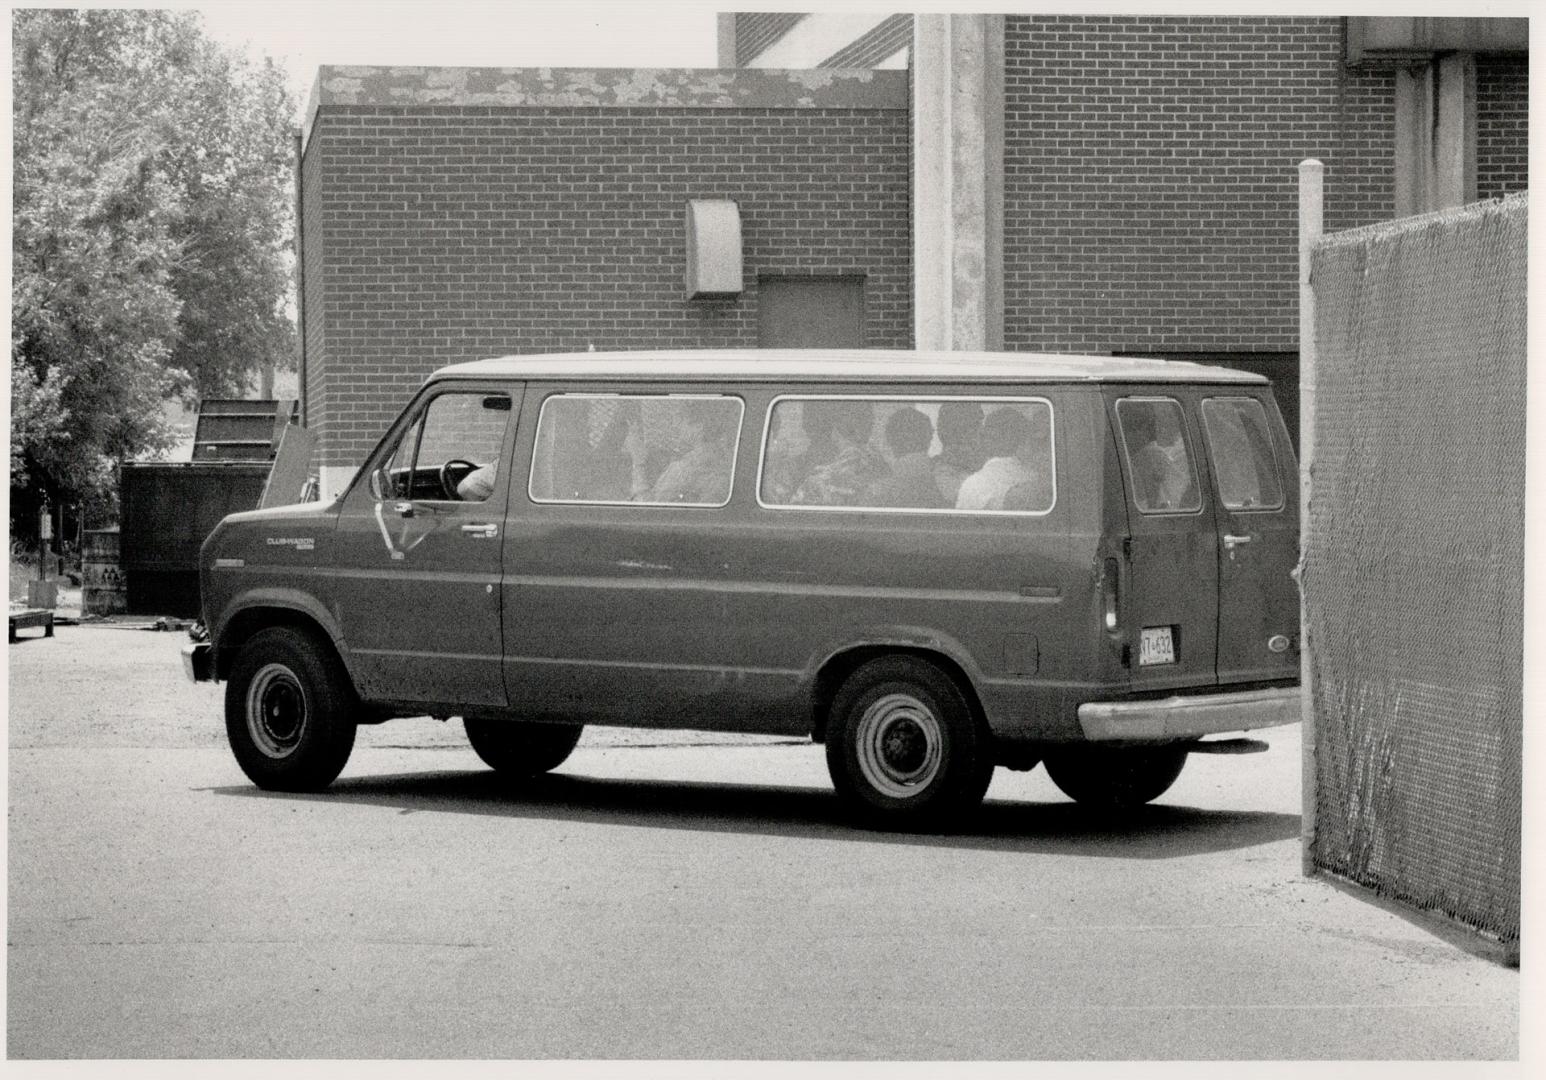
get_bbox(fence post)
[1298,159,1323,877]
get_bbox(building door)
[758,276,865,347]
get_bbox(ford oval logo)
[1268,635,1291,654]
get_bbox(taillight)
[1102,557,1121,634]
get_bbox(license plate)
[1139,626,1175,666]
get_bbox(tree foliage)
[11,9,297,517]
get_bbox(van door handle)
[460,523,499,539]
[393,502,415,518]
[1223,534,1252,548]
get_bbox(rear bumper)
[181,641,214,683]
[1077,686,1300,742]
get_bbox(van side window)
[759,397,1055,514]
[1201,397,1284,510]
[1115,398,1202,514]
[381,392,511,502]
[529,394,744,507]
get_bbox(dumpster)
[119,462,271,617]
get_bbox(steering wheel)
[439,458,479,500]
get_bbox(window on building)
[757,276,865,348]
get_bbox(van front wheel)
[225,626,358,792]
[464,719,583,776]
[825,657,992,830]
[1043,746,1187,810]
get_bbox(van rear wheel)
[464,719,583,776]
[225,626,358,792]
[825,656,992,830]
[1043,746,1188,810]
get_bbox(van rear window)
[1115,398,1202,514]
[759,396,1055,514]
[529,393,744,507]
[1201,397,1285,510]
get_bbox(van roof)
[429,349,1270,385]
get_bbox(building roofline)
[304,64,907,147]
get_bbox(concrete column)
[913,14,1004,352]
[1434,52,1478,209]
[717,14,738,69]
[1393,63,1434,217]
[1393,54,1478,217]
[1297,159,1323,877]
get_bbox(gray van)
[184,350,1300,828]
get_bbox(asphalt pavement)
[5,625,1524,1062]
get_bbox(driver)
[455,461,496,500]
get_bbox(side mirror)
[369,467,388,500]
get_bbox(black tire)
[825,656,994,830]
[224,626,358,792]
[1043,745,1188,810]
[464,719,583,776]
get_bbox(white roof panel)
[429,349,1269,386]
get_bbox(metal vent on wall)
[684,199,743,300]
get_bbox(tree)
[10,9,296,525]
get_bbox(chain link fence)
[1303,193,1525,951]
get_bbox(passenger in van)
[576,402,644,501]
[931,401,986,505]
[791,402,888,506]
[1001,408,1054,512]
[640,404,737,504]
[1132,406,1196,511]
[862,408,946,510]
[956,408,1043,511]
[763,400,844,504]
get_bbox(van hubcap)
[856,693,943,798]
[247,663,306,759]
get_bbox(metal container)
[120,463,270,617]
[82,528,128,616]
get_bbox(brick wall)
[1477,55,1529,201]
[303,84,910,467]
[299,123,327,432]
[1002,15,1395,354]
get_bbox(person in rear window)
[791,402,888,506]
[1002,407,1054,512]
[862,408,945,510]
[956,409,1039,511]
[931,401,985,505]
[1132,407,1196,511]
[642,405,737,505]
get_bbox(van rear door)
[1109,393,1219,692]
[1198,394,1300,685]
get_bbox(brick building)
[299,14,1527,493]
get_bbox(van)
[184,350,1300,828]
